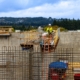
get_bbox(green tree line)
[0,17,80,31]
[52,18,80,30]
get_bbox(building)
[0,26,14,32]
[0,26,14,36]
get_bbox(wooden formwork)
[24,31,39,43]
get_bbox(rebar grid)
[31,48,73,80]
[0,46,29,80]
[0,46,80,80]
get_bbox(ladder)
[43,37,51,53]
[43,45,50,53]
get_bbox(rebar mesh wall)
[0,46,80,80]
[31,48,73,80]
[0,46,30,80]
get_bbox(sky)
[0,0,80,19]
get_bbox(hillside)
[0,17,53,26]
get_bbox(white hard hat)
[38,26,41,29]
[48,24,51,26]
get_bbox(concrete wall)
[0,32,80,80]
[0,31,80,46]
[0,32,24,47]
[0,31,79,46]
[59,32,80,46]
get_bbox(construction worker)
[46,24,53,35]
[45,24,55,47]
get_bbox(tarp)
[49,61,67,69]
